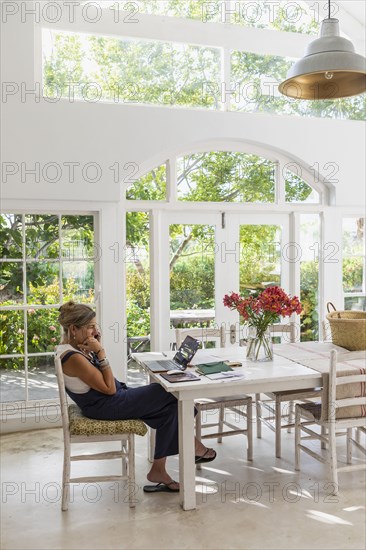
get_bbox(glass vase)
[246,326,273,362]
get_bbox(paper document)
[206,372,245,381]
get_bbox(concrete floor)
[1,416,365,550]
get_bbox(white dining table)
[132,342,348,511]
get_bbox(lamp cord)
[328,0,331,19]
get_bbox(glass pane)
[169,224,215,326]
[177,152,275,202]
[28,355,59,401]
[0,214,23,259]
[239,225,281,293]
[61,215,94,259]
[27,309,60,353]
[43,30,221,109]
[230,51,366,121]
[345,296,366,311]
[126,212,150,344]
[0,358,25,402]
[0,262,24,305]
[285,171,319,203]
[25,214,59,259]
[0,310,24,355]
[343,218,365,294]
[62,262,94,302]
[26,263,60,305]
[126,164,166,200]
[300,214,320,341]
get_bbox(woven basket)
[326,302,366,351]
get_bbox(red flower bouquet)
[223,286,302,361]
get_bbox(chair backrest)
[54,353,71,442]
[175,326,226,349]
[270,323,296,343]
[321,320,332,342]
[327,350,366,421]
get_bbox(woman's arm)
[62,353,116,395]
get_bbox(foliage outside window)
[285,170,319,203]
[99,0,318,34]
[0,214,95,402]
[43,30,221,109]
[126,164,166,200]
[342,218,365,311]
[177,152,275,202]
[300,214,320,341]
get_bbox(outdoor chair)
[54,353,147,510]
[295,350,366,492]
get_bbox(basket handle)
[327,302,341,318]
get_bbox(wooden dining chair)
[295,350,366,492]
[255,323,323,458]
[175,327,253,467]
[55,353,147,510]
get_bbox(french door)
[151,210,291,350]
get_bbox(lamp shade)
[279,18,366,100]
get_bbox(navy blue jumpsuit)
[62,351,179,459]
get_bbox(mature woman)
[56,301,216,493]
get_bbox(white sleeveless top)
[56,344,91,394]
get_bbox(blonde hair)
[58,301,96,343]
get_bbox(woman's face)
[72,317,100,344]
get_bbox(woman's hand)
[78,336,103,355]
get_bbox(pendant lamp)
[279,0,366,100]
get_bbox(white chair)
[255,323,323,458]
[295,350,366,492]
[175,327,253,467]
[55,353,147,510]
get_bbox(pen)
[162,352,167,357]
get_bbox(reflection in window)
[177,152,275,203]
[43,30,221,109]
[126,164,166,200]
[285,171,319,203]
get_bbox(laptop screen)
[173,335,200,367]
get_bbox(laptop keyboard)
[147,359,184,371]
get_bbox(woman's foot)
[147,466,179,491]
[195,441,216,460]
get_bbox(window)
[343,217,365,311]
[177,152,276,202]
[43,30,221,109]
[99,1,318,34]
[126,164,166,200]
[0,214,95,403]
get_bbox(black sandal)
[195,448,217,464]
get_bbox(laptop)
[144,336,200,373]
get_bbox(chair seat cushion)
[267,387,322,398]
[68,405,148,436]
[297,402,322,420]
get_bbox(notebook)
[160,371,201,383]
[195,361,234,375]
[144,336,200,373]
